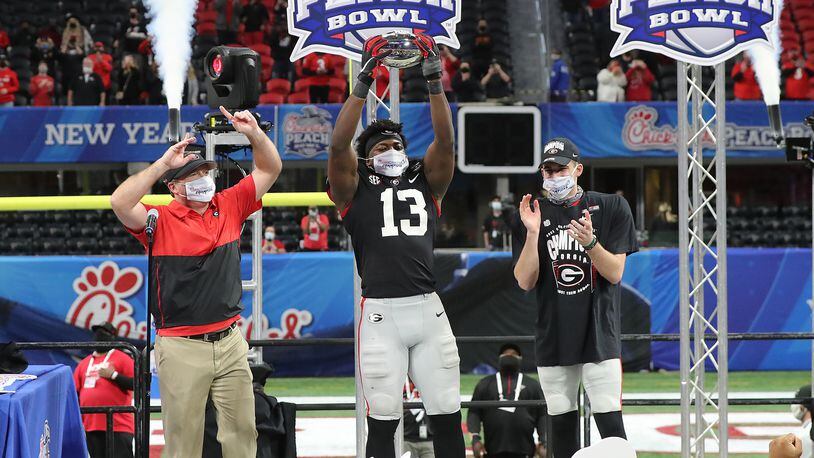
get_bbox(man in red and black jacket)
[110,106,282,458]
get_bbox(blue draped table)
[0,365,88,457]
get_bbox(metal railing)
[15,332,814,457]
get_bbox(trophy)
[378,31,423,69]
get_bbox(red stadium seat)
[328,77,347,93]
[287,91,310,104]
[261,58,274,81]
[266,78,291,95]
[294,78,311,93]
[196,10,217,23]
[249,44,272,58]
[796,8,814,21]
[259,93,285,104]
[328,89,345,104]
[196,22,217,36]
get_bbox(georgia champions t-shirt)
[512,192,638,367]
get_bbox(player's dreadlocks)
[354,119,409,158]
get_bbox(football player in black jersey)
[512,137,638,458]
[327,34,463,458]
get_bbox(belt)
[185,323,237,342]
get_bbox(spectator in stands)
[88,42,113,92]
[481,59,512,100]
[618,51,635,73]
[467,343,547,458]
[273,0,289,18]
[549,49,570,102]
[11,20,35,48]
[262,226,286,254]
[0,55,19,107]
[302,52,334,103]
[440,45,460,101]
[61,34,87,94]
[118,7,148,55]
[731,53,761,101]
[185,65,200,105]
[473,18,494,77]
[215,0,243,45]
[115,55,142,105]
[62,15,93,54]
[791,385,814,457]
[145,62,166,105]
[33,36,58,75]
[483,196,509,251]
[625,58,655,101]
[452,61,485,102]
[597,59,627,102]
[271,21,295,80]
[29,62,55,107]
[769,434,803,458]
[300,206,329,251]
[37,17,61,48]
[72,322,135,458]
[68,58,105,106]
[0,28,9,50]
[783,52,814,101]
[241,0,270,46]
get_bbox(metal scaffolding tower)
[677,62,729,458]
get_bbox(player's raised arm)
[328,36,390,209]
[415,33,455,201]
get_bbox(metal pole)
[677,60,691,458]
[714,61,729,458]
[691,64,706,458]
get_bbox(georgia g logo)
[555,264,586,288]
[610,0,781,66]
[287,0,461,62]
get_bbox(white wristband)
[111,371,119,380]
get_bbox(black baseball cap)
[542,137,580,166]
[161,152,216,183]
[91,321,116,335]
[499,343,522,356]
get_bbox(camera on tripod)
[785,113,814,167]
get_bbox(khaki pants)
[156,328,257,458]
[403,440,435,458]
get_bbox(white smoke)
[746,0,784,105]
[144,0,198,109]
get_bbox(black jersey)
[511,192,638,367]
[338,160,439,298]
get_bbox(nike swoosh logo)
[408,175,419,183]
[435,311,445,317]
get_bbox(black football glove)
[359,35,390,84]
[414,32,442,81]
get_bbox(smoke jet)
[143,0,198,110]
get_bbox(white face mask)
[490,201,502,212]
[82,66,93,75]
[265,231,275,240]
[792,404,807,422]
[308,209,318,217]
[183,175,216,202]
[372,149,409,177]
[543,169,577,202]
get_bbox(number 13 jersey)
[337,160,440,298]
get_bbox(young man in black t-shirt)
[512,137,638,458]
[327,35,464,458]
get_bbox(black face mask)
[499,354,521,373]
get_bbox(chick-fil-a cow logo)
[237,308,314,340]
[65,261,147,340]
